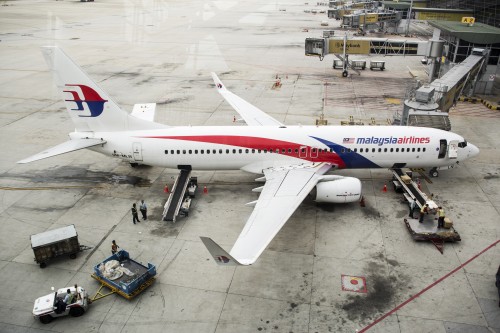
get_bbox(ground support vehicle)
[33,286,89,324]
[91,250,156,300]
[30,224,91,268]
[404,218,461,254]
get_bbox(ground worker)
[437,206,445,228]
[419,203,429,223]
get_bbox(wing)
[211,73,284,127]
[17,138,106,164]
[201,163,332,265]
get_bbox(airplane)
[19,46,479,266]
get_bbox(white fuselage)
[76,125,478,173]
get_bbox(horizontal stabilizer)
[17,138,105,164]
[200,237,243,266]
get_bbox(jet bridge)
[398,48,488,129]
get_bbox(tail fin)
[200,237,243,266]
[42,46,167,132]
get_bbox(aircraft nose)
[469,143,480,158]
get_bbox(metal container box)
[31,225,80,268]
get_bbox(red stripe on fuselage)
[141,135,347,168]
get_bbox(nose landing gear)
[429,168,439,178]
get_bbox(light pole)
[405,0,414,37]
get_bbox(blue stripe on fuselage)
[311,136,380,169]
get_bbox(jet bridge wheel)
[429,168,439,178]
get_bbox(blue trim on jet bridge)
[311,136,381,169]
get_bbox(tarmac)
[1,1,500,332]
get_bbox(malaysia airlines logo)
[63,84,108,117]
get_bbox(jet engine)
[315,177,362,203]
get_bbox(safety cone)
[203,186,208,194]
[382,184,387,192]
[164,184,169,193]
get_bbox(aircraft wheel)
[69,253,77,259]
[69,307,85,317]
[342,70,348,77]
[39,315,53,324]
[429,169,439,177]
[40,262,47,269]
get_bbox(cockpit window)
[458,141,467,148]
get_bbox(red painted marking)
[141,135,347,168]
[351,279,359,285]
[358,239,500,333]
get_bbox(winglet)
[200,237,243,266]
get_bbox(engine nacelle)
[315,177,362,203]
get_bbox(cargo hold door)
[132,142,143,161]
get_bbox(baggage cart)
[91,250,156,300]
[30,224,91,268]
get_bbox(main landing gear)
[429,168,439,178]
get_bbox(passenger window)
[239,149,242,153]
[195,150,198,154]
[384,148,387,152]
[347,149,351,153]
[288,148,292,153]
[360,148,363,153]
[252,149,255,153]
[213,150,216,154]
[423,148,426,152]
[245,149,249,153]
[189,150,192,154]
[201,150,204,154]
[354,148,357,152]
[258,149,261,153]
[171,150,174,154]
[378,148,381,152]
[226,149,229,154]
[276,149,280,153]
[165,150,168,154]
[183,150,186,154]
[219,149,222,154]
[417,148,421,152]
[396,148,399,152]
[281,149,286,153]
[207,150,210,154]
[295,149,298,153]
[177,150,180,154]
[302,148,306,153]
[341,149,345,153]
[233,149,236,154]
[264,149,267,153]
[372,148,375,152]
[390,148,393,152]
[412,148,415,152]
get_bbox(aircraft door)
[299,146,307,158]
[438,139,447,159]
[310,147,319,158]
[448,140,458,159]
[132,142,143,161]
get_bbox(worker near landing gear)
[437,207,445,228]
[419,204,429,223]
